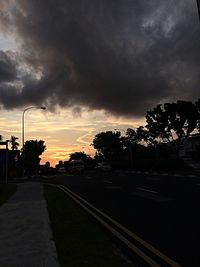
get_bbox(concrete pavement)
[0,182,60,267]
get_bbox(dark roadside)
[44,184,133,267]
[0,181,133,267]
[0,183,17,206]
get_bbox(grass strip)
[0,183,17,206]
[44,184,130,267]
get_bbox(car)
[95,162,112,172]
[58,167,66,173]
[68,159,85,173]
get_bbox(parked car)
[69,159,85,173]
[95,162,112,172]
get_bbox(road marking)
[86,176,92,179]
[104,180,113,184]
[133,192,174,202]
[104,186,121,190]
[54,184,182,267]
[56,185,160,267]
[137,187,158,194]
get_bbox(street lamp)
[197,0,200,21]
[22,106,46,150]
[22,106,46,176]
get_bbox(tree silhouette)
[10,136,19,150]
[69,151,87,161]
[23,140,46,174]
[146,100,199,150]
[92,131,124,162]
[126,126,153,145]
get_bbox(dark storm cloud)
[0,51,17,82]
[0,0,200,116]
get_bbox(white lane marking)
[133,192,174,202]
[56,184,182,267]
[86,176,92,179]
[104,180,113,184]
[137,187,158,194]
[104,186,121,190]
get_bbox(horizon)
[0,1,200,166]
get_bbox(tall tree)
[92,131,124,162]
[126,126,153,146]
[146,104,171,145]
[146,100,199,150]
[23,140,46,174]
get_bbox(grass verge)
[44,184,130,267]
[0,183,17,206]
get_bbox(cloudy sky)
[0,0,200,166]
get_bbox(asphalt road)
[42,171,200,267]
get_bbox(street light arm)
[22,106,46,149]
[23,106,46,114]
[197,0,200,21]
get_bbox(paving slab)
[0,182,60,267]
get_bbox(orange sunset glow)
[0,107,145,167]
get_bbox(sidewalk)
[0,182,60,267]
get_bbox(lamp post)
[22,106,46,149]
[197,0,200,21]
[22,106,46,175]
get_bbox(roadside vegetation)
[56,99,200,173]
[0,183,17,206]
[44,184,130,267]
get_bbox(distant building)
[39,162,55,175]
[179,133,200,158]
[179,133,200,170]
[0,149,20,180]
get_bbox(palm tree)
[10,136,19,150]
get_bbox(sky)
[0,0,200,166]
